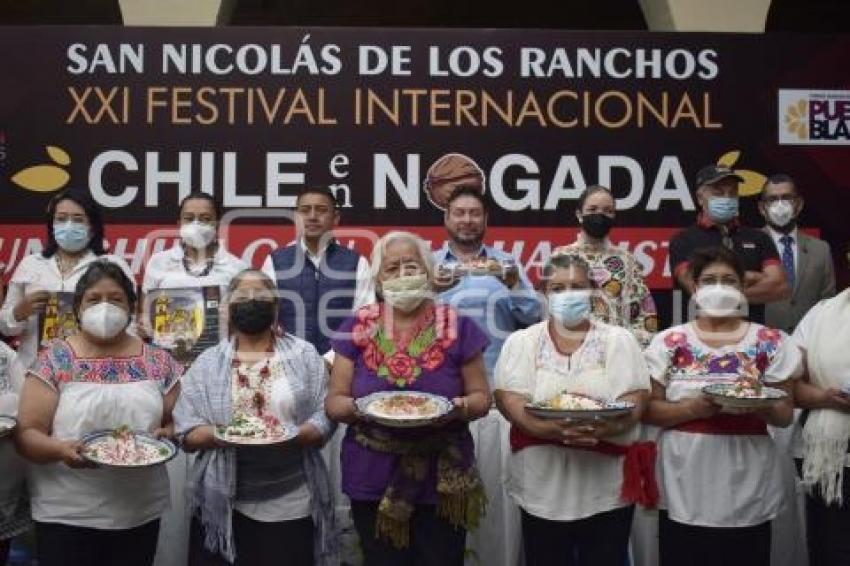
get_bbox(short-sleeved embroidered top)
[28,339,181,530]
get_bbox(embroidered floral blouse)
[553,236,657,347]
[332,302,489,503]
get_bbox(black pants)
[189,513,314,566]
[0,538,9,565]
[659,510,770,566]
[35,519,160,566]
[795,458,850,566]
[520,505,634,566]
[350,501,466,566]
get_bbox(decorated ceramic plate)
[0,415,17,439]
[525,392,635,420]
[702,382,787,408]
[357,391,453,428]
[81,428,176,468]
[214,415,299,446]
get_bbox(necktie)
[780,234,795,288]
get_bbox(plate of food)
[525,392,635,420]
[356,391,453,428]
[81,426,176,468]
[440,258,517,278]
[214,414,299,446]
[702,381,787,408]
[0,415,17,439]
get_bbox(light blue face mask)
[548,290,591,327]
[53,221,90,253]
[707,197,739,223]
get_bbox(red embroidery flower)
[420,343,446,371]
[237,371,249,388]
[664,331,689,348]
[671,346,694,368]
[386,352,416,382]
[755,351,770,373]
[259,364,270,379]
[363,341,384,371]
[252,391,266,413]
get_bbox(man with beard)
[759,174,835,333]
[433,185,540,566]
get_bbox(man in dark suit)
[759,173,836,333]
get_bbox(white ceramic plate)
[357,391,453,428]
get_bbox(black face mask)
[230,300,276,335]
[581,213,614,239]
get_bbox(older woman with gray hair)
[326,230,491,566]
[173,268,337,566]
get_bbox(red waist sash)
[674,414,767,436]
[509,426,659,508]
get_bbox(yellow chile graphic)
[716,150,767,197]
[11,145,71,192]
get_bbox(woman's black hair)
[541,253,597,289]
[689,246,745,282]
[73,260,137,321]
[577,184,614,213]
[178,191,222,220]
[42,189,105,258]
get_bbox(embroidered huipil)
[496,321,650,521]
[29,340,181,528]
[331,303,489,503]
[645,323,802,527]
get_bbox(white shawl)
[802,288,850,504]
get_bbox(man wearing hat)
[669,164,788,324]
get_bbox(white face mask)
[694,285,745,318]
[766,200,796,229]
[80,302,129,340]
[180,221,217,250]
[381,274,430,313]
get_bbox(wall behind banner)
[0,27,848,329]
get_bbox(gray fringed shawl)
[173,335,339,564]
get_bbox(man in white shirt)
[759,174,836,334]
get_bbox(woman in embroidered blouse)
[326,230,491,566]
[15,260,181,566]
[173,269,336,566]
[494,253,652,566]
[551,185,657,347]
[643,246,801,566]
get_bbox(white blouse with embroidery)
[496,320,650,521]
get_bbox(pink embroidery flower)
[420,343,446,371]
[664,331,689,348]
[357,303,381,323]
[352,322,377,348]
[671,346,694,368]
[435,306,459,348]
[757,327,782,344]
[363,341,384,371]
[386,352,416,382]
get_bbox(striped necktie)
[780,234,795,288]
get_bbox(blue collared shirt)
[433,244,541,383]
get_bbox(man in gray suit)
[759,173,836,566]
[759,173,836,333]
